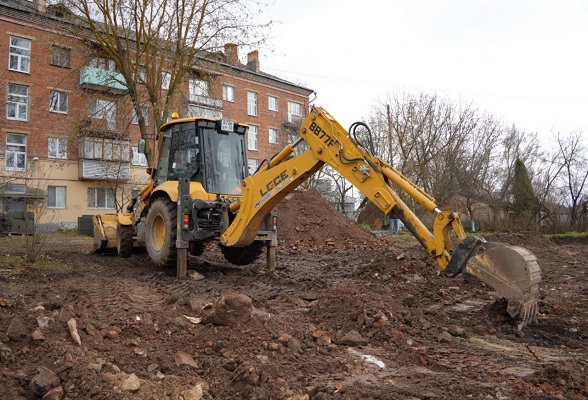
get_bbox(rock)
[57,307,75,323]
[32,328,45,341]
[287,395,309,400]
[121,373,141,391]
[0,342,15,364]
[182,384,204,400]
[147,363,159,373]
[338,330,368,346]
[37,316,51,329]
[437,331,453,343]
[41,386,64,400]
[6,317,28,341]
[88,363,102,372]
[30,366,61,396]
[316,335,331,346]
[189,272,205,280]
[448,325,465,337]
[85,323,100,337]
[203,293,253,326]
[67,318,81,346]
[174,351,198,369]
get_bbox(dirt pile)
[277,190,384,252]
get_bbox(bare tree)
[552,131,588,231]
[57,0,271,164]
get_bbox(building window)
[132,146,148,166]
[9,36,31,73]
[7,84,29,121]
[5,133,26,171]
[223,84,234,102]
[48,137,67,159]
[189,78,208,101]
[161,71,171,90]
[48,186,66,208]
[137,65,146,83]
[188,104,222,119]
[131,106,149,125]
[247,158,258,175]
[287,101,303,123]
[49,90,68,113]
[89,57,115,71]
[268,95,278,111]
[51,45,70,68]
[269,128,279,144]
[89,99,116,130]
[87,187,115,209]
[248,125,258,151]
[247,91,258,116]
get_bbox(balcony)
[78,136,131,181]
[282,112,306,129]
[189,94,223,109]
[79,66,128,94]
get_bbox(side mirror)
[137,139,146,154]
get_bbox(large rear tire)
[220,241,264,265]
[145,198,177,268]
[117,223,133,258]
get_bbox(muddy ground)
[0,190,587,400]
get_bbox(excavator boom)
[221,106,541,329]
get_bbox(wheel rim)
[152,215,166,251]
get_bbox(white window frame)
[7,83,29,121]
[89,99,117,130]
[247,158,258,175]
[87,187,115,209]
[48,186,67,209]
[287,101,303,122]
[9,36,31,73]
[189,78,208,101]
[131,106,149,125]
[89,57,115,71]
[268,95,278,112]
[248,125,258,151]
[223,84,234,102]
[49,90,68,113]
[269,128,279,144]
[48,137,67,159]
[247,91,258,116]
[161,71,171,90]
[5,133,27,171]
[132,146,148,166]
[51,45,70,68]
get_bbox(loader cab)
[154,117,248,195]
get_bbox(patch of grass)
[545,231,588,239]
[0,254,69,270]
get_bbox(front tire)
[117,223,133,258]
[145,198,177,268]
[220,241,264,265]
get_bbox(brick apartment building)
[0,0,313,228]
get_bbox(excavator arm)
[222,106,540,329]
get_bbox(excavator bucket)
[92,215,119,254]
[465,242,541,330]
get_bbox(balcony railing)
[189,94,223,109]
[282,112,306,128]
[78,136,131,181]
[79,66,128,94]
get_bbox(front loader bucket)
[93,215,119,254]
[465,242,541,330]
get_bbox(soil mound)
[356,200,385,229]
[277,189,383,252]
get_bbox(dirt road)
[0,192,586,399]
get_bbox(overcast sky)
[253,0,588,144]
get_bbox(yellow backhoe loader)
[94,106,541,330]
